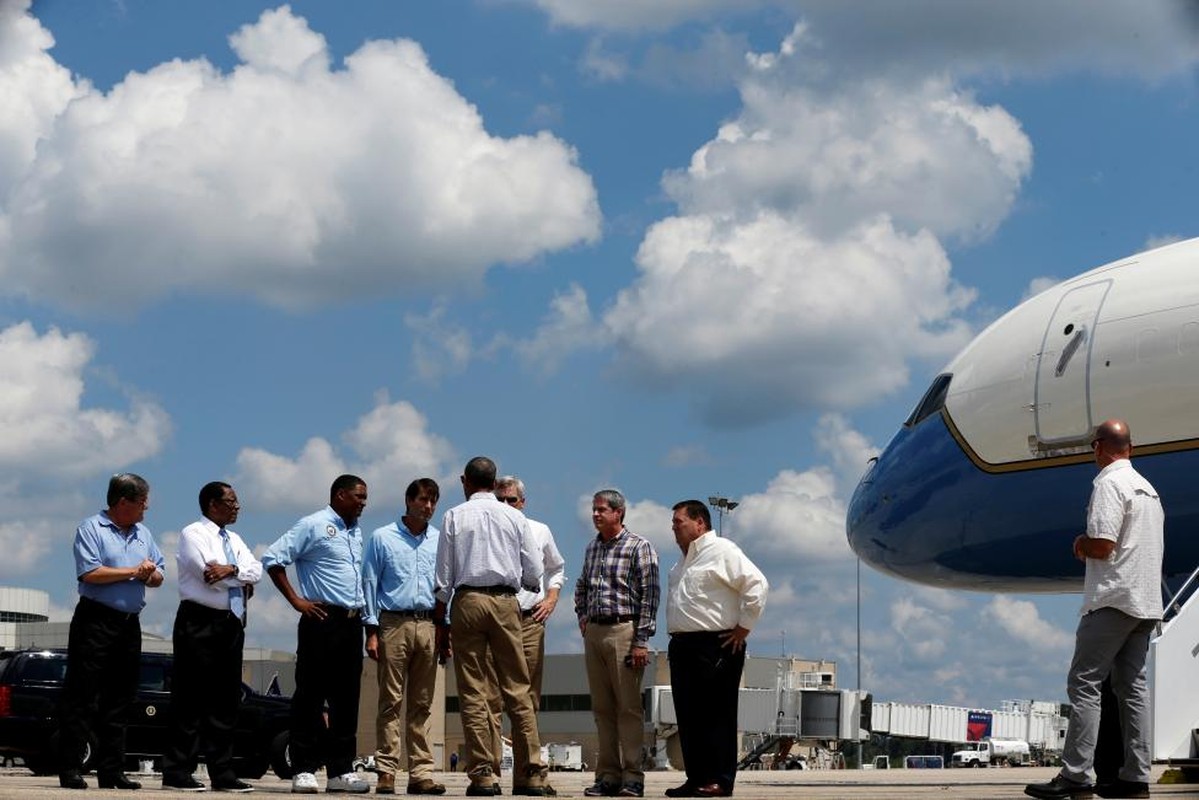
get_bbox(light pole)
[708,496,739,536]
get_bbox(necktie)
[220,530,246,620]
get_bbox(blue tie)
[220,531,246,620]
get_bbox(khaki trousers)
[451,590,543,789]
[375,614,438,779]
[487,613,547,780]
[583,621,645,786]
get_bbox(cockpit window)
[904,373,952,428]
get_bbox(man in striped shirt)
[574,489,660,799]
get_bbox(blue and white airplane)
[847,237,1199,592]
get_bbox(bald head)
[1093,419,1131,452]
[1092,419,1132,467]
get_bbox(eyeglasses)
[496,495,520,505]
[217,497,241,508]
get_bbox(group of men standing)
[54,458,771,799]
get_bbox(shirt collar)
[597,527,629,545]
[397,518,429,540]
[99,510,142,539]
[1095,457,1132,483]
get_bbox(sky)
[2,0,1198,711]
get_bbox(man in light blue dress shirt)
[58,473,165,792]
[262,474,370,795]
[363,478,444,796]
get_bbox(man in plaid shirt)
[574,489,660,799]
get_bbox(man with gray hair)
[487,476,566,795]
[58,473,165,791]
[575,489,659,798]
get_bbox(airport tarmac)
[1,767,1197,799]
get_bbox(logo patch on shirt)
[326,525,337,538]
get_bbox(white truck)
[950,738,1031,767]
[547,743,585,772]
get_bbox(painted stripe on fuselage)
[941,408,1199,475]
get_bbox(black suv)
[0,649,294,779]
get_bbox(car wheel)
[271,731,294,780]
[36,732,94,776]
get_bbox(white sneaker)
[291,772,319,794]
[326,773,370,794]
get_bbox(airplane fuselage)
[847,237,1199,591]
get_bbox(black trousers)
[58,597,141,776]
[163,600,245,782]
[290,609,363,777]
[668,631,746,792]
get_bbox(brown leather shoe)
[693,785,730,798]
[376,773,396,795]
[406,778,446,795]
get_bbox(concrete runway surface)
[1,767,1197,799]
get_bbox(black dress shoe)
[664,784,695,799]
[163,774,209,791]
[1095,781,1149,799]
[693,786,730,799]
[60,770,88,790]
[98,772,143,790]
[211,777,255,793]
[1024,775,1094,800]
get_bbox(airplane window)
[904,373,952,427]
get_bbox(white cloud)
[734,467,851,564]
[0,4,601,310]
[580,38,629,81]
[407,304,474,384]
[814,413,879,489]
[600,27,1042,423]
[1145,233,1185,252]
[985,596,1072,651]
[0,519,57,578]
[0,321,171,478]
[536,0,751,32]
[235,395,456,512]
[0,0,86,194]
[606,213,975,423]
[532,1,1199,83]
[663,77,1032,242]
[1022,276,1060,301]
[516,284,604,373]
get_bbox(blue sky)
[3,0,1198,710]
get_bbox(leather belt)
[315,603,361,618]
[79,595,140,622]
[458,584,517,596]
[382,609,435,620]
[589,614,636,625]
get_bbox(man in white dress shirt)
[432,457,547,797]
[486,476,566,795]
[163,481,263,793]
[665,500,767,799]
[1025,420,1164,800]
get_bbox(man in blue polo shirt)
[263,474,370,795]
[58,473,165,791]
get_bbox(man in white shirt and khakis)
[433,457,547,797]
[665,500,767,799]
